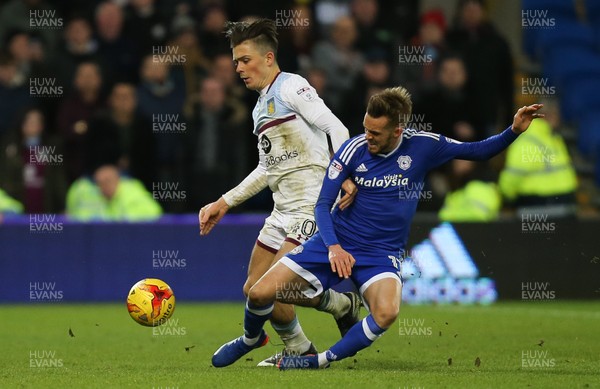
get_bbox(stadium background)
[0,0,599,301]
[1,1,599,387]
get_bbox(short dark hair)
[223,19,278,55]
[366,87,413,129]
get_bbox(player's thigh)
[246,210,287,287]
[249,261,311,305]
[363,277,402,328]
[247,243,277,286]
[272,240,299,265]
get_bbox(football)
[126,278,175,326]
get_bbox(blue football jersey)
[314,127,518,264]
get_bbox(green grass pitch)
[2,301,599,388]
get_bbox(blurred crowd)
[0,0,580,220]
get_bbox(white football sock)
[272,316,311,354]
[316,289,351,320]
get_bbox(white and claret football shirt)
[224,72,349,212]
[314,127,519,264]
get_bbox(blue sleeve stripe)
[340,138,367,164]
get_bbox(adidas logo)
[356,163,368,172]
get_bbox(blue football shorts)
[278,233,402,301]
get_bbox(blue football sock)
[243,300,273,343]
[326,314,386,362]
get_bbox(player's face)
[363,114,402,154]
[232,40,272,91]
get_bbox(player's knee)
[372,305,399,329]
[247,283,274,306]
[242,278,254,297]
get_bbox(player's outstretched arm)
[433,104,545,163]
[511,104,545,134]
[198,162,268,236]
[199,197,230,236]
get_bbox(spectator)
[5,30,50,81]
[439,177,501,222]
[414,56,488,210]
[0,53,32,137]
[197,4,230,60]
[169,17,211,117]
[446,0,513,136]
[414,55,480,141]
[56,61,105,184]
[49,16,103,95]
[0,0,60,51]
[86,82,156,189]
[351,0,394,55]
[185,77,248,210]
[210,52,253,114]
[5,29,59,128]
[498,98,578,218]
[276,3,316,73]
[136,55,186,183]
[311,0,351,37]
[66,164,162,221]
[395,8,447,101]
[124,0,169,55]
[0,187,24,221]
[304,67,330,106]
[312,16,364,113]
[341,48,392,134]
[0,107,67,213]
[208,52,254,181]
[95,1,140,83]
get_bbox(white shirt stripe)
[343,139,367,164]
[339,136,365,163]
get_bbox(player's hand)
[512,104,544,134]
[338,179,357,210]
[199,197,229,236]
[328,244,356,279]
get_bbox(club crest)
[397,155,412,170]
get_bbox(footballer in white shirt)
[199,19,361,367]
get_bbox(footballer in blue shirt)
[211,86,544,369]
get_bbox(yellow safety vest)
[498,119,577,201]
[439,181,501,222]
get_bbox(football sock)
[272,316,312,354]
[242,300,273,346]
[316,289,351,320]
[319,314,386,365]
